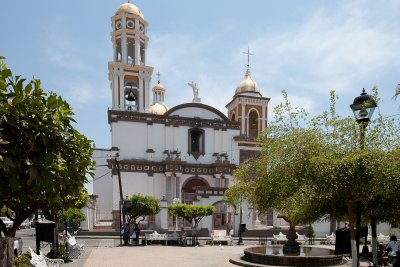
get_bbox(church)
[90,1,336,236]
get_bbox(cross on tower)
[156,71,161,84]
[242,47,254,70]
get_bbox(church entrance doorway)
[182,177,209,204]
[212,201,234,231]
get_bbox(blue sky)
[2,0,400,149]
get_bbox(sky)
[2,0,400,150]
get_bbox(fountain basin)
[243,246,343,266]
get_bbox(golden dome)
[115,1,144,19]
[153,82,165,92]
[235,69,260,95]
[150,103,169,115]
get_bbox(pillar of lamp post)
[237,204,244,245]
[350,88,377,266]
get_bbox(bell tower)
[108,1,153,112]
[226,48,270,140]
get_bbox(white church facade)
[89,1,357,237]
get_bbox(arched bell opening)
[124,81,139,111]
[248,109,259,139]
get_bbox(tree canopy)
[124,194,161,226]
[229,89,400,267]
[168,203,215,240]
[0,57,94,266]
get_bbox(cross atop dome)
[242,47,254,70]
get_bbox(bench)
[144,231,181,245]
[273,232,287,244]
[29,247,64,267]
[296,232,309,244]
[210,230,233,246]
[326,232,336,245]
[377,233,390,244]
[65,232,84,259]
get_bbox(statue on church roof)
[188,81,201,103]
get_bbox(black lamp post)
[350,88,377,266]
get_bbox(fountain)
[231,216,344,267]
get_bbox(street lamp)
[172,198,180,231]
[350,88,377,265]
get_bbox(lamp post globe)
[350,88,377,125]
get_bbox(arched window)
[116,39,122,62]
[248,110,259,139]
[140,42,145,65]
[188,128,205,160]
[127,38,135,65]
[230,112,236,122]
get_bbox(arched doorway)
[181,177,209,204]
[248,109,259,139]
[212,201,235,231]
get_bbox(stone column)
[138,76,144,112]
[175,173,181,200]
[134,36,140,66]
[118,72,125,110]
[214,173,221,187]
[121,33,127,64]
[273,211,280,228]
[241,100,246,135]
[262,103,266,131]
[165,172,172,204]
[160,197,168,230]
[144,75,150,112]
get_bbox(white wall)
[110,115,239,165]
[93,149,114,221]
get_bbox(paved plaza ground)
[16,229,372,267]
[58,238,371,267]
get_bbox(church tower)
[225,48,270,140]
[108,1,153,112]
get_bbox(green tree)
[0,57,94,266]
[168,204,215,245]
[124,194,161,227]
[57,208,86,233]
[231,90,400,267]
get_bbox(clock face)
[139,24,144,32]
[116,21,122,30]
[127,20,134,29]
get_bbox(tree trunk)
[0,236,15,267]
[371,218,378,267]
[347,201,358,267]
[191,219,196,246]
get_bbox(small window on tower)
[188,128,205,160]
[127,20,134,29]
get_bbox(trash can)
[36,220,56,243]
[240,224,247,232]
[335,228,351,255]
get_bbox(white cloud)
[65,82,109,107]
[245,2,400,97]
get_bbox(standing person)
[387,236,398,256]
[226,219,232,236]
[134,224,140,243]
[121,223,130,245]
